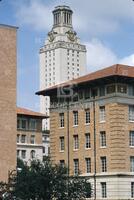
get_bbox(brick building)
[0,24,18,181]
[17,107,48,162]
[37,64,134,199]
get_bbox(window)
[91,88,98,97]
[17,134,20,143]
[21,119,27,129]
[43,147,45,154]
[101,182,107,198]
[30,135,35,144]
[128,85,134,96]
[106,84,116,94]
[85,133,90,148]
[79,91,83,99]
[73,111,78,126]
[21,135,26,143]
[84,89,90,99]
[85,109,90,124]
[31,150,35,159]
[131,182,134,198]
[117,84,127,93]
[74,159,79,175]
[73,135,79,150]
[17,118,27,130]
[99,106,106,122]
[29,119,36,130]
[99,86,105,96]
[60,137,65,151]
[59,113,64,127]
[60,160,65,167]
[17,119,20,129]
[100,131,106,147]
[85,158,91,173]
[130,131,134,146]
[129,105,134,121]
[130,156,134,172]
[101,157,107,172]
[21,150,26,159]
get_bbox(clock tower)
[40,5,87,130]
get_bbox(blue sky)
[0,0,134,112]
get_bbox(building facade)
[37,64,134,199]
[40,5,87,130]
[17,107,48,162]
[0,24,18,181]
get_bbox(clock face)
[66,30,77,42]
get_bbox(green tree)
[11,158,91,200]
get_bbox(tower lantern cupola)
[53,5,73,28]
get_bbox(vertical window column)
[99,106,106,122]
[74,159,79,175]
[73,111,78,126]
[131,182,134,198]
[101,182,107,198]
[101,156,107,172]
[60,136,65,151]
[85,158,91,173]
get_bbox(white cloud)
[85,39,134,72]
[14,0,53,31]
[85,39,117,72]
[13,0,134,35]
[119,54,134,66]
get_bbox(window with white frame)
[31,150,35,159]
[74,159,79,175]
[21,135,26,143]
[73,111,78,126]
[85,133,90,148]
[129,131,134,146]
[101,182,107,198]
[85,109,90,124]
[85,158,91,173]
[59,113,64,127]
[130,156,134,172]
[99,106,106,122]
[101,156,107,172]
[73,135,79,150]
[131,182,134,198]
[60,137,65,151]
[100,131,106,147]
[30,135,35,144]
[21,150,26,159]
[129,105,134,121]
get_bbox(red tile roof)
[36,64,134,96]
[17,107,48,118]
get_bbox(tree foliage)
[3,158,91,200]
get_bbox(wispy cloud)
[85,38,134,72]
[13,0,134,35]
